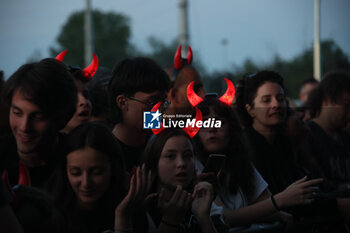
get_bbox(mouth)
[17,133,37,143]
[269,111,283,118]
[79,190,95,196]
[175,172,189,181]
[207,136,219,142]
[77,110,90,121]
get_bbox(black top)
[0,133,67,188]
[299,121,350,191]
[146,198,228,233]
[244,127,339,217]
[244,127,304,194]
[115,137,146,173]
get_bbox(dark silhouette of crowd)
[0,47,350,233]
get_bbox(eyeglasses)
[127,96,171,110]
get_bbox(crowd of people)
[0,46,350,233]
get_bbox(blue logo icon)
[143,110,161,129]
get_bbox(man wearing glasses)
[108,57,170,172]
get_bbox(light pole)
[314,0,321,81]
[84,0,94,67]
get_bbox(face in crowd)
[64,79,92,132]
[246,81,287,130]
[66,146,111,208]
[119,90,167,130]
[10,89,57,156]
[198,107,230,154]
[157,134,195,190]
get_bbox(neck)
[77,200,96,211]
[252,121,275,143]
[18,151,46,167]
[313,115,336,136]
[112,123,147,146]
[17,136,57,167]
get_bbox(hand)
[278,211,294,232]
[191,181,214,221]
[196,172,220,198]
[275,176,323,208]
[115,164,152,219]
[158,185,192,225]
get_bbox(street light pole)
[179,0,189,56]
[84,0,94,67]
[314,0,321,81]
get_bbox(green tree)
[50,10,133,69]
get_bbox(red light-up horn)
[1,171,20,208]
[55,50,68,62]
[18,161,31,186]
[186,46,193,64]
[218,78,235,106]
[174,45,183,69]
[151,102,165,135]
[82,53,99,80]
[187,81,204,107]
[182,107,202,138]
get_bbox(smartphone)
[202,154,227,176]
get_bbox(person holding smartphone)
[194,93,323,231]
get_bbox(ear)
[323,96,331,107]
[245,103,255,118]
[116,95,128,111]
[168,88,180,105]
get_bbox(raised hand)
[158,185,192,225]
[274,176,323,208]
[191,181,214,220]
[114,164,152,229]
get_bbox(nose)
[81,172,92,188]
[78,93,89,108]
[176,155,186,168]
[271,97,281,109]
[18,116,32,133]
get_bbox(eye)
[12,110,22,116]
[183,152,193,159]
[82,90,90,100]
[33,113,47,121]
[164,153,175,159]
[262,97,271,103]
[91,168,105,176]
[69,170,81,177]
[276,95,285,102]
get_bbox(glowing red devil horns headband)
[55,50,68,62]
[174,45,193,69]
[219,78,236,105]
[187,78,235,107]
[82,53,99,80]
[187,81,204,107]
[55,51,99,79]
[150,102,202,138]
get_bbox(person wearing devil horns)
[108,57,170,172]
[143,128,228,233]
[164,45,205,116]
[0,58,77,188]
[56,50,98,134]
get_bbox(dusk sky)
[1,0,349,79]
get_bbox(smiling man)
[0,58,77,187]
